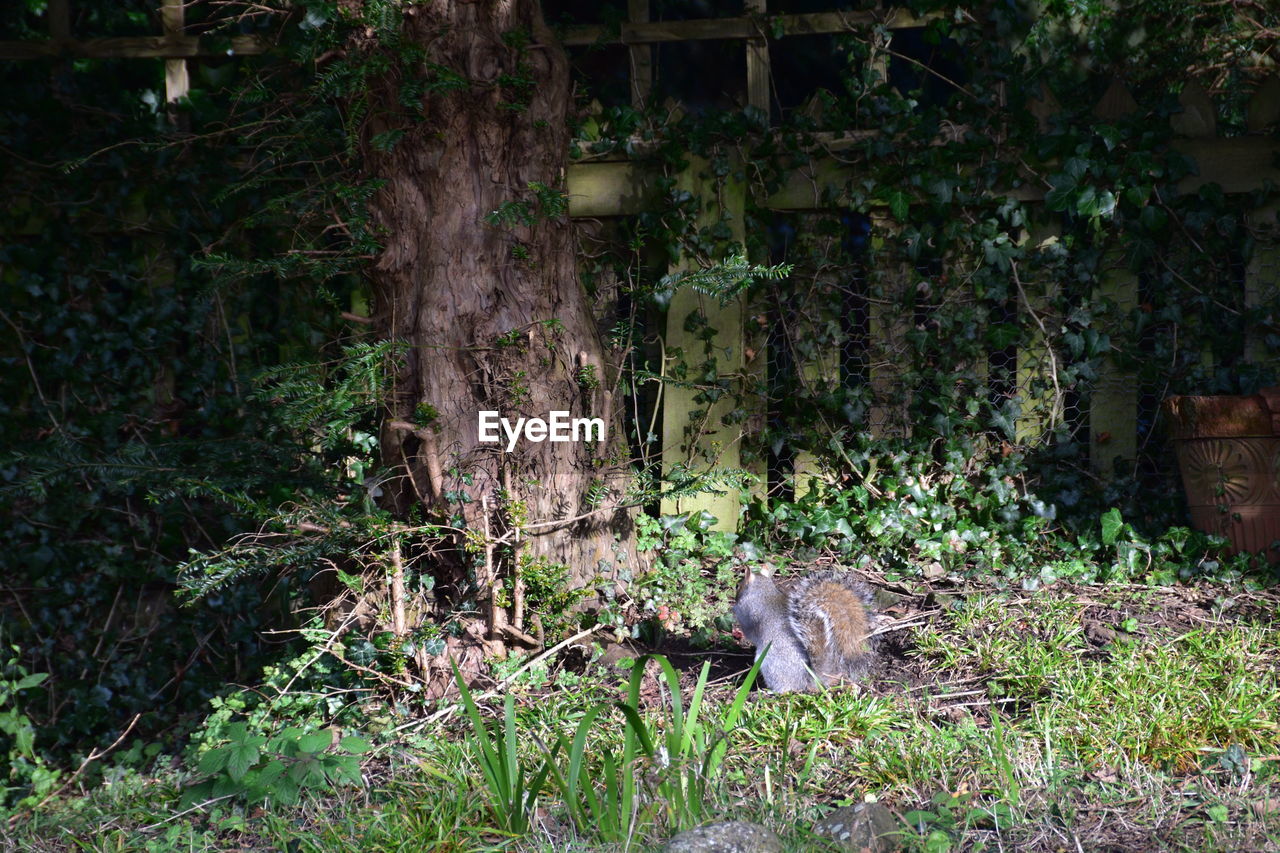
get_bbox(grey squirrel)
[732,566,876,692]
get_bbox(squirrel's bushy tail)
[788,571,876,685]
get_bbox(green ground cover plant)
[7,581,1279,851]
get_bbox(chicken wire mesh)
[751,209,1280,497]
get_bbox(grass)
[8,580,1280,852]
[912,592,1280,771]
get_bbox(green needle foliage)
[653,253,793,307]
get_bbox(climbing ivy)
[0,0,366,762]
[568,0,1280,569]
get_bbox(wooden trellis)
[0,0,268,96]
[561,7,1280,528]
[7,2,1280,531]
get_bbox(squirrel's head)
[736,562,776,598]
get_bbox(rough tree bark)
[356,1,638,627]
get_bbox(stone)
[811,802,900,851]
[660,820,784,853]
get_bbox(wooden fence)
[6,2,1280,530]
[559,8,1280,530]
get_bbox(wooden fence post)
[791,223,843,497]
[1089,79,1139,476]
[628,0,652,108]
[743,0,770,500]
[1015,216,1062,444]
[659,156,752,529]
[1171,80,1215,139]
[745,0,769,118]
[1246,74,1280,134]
[161,0,189,105]
[1245,76,1280,368]
[1090,251,1139,476]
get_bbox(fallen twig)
[11,713,142,824]
[384,624,605,739]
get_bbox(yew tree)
[350,1,638,624]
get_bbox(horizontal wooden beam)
[566,136,1280,217]
[0,8,936,62]
[0,34,268,60]
[2,7,942,63]
[566,161,653,217]
[562,9,938,47]
[1174,136,1280,194]
[0,6,936,63]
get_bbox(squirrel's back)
[732,567,818,692]
[788,571,876,684]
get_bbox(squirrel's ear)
[739,562,775,588]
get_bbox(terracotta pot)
[1163,388,1280,561]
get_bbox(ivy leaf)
[1076,187,1116,219]
[989,409,1016,439]
[1139,205,1168,232]
[346,639,378,667]
[1100,508,1124,546]
[1096,125,1123,151]
[986,322,1020,349]
[926,177,953,204]
[1063,157,1089,180]
[887,190,910,221]
[983,237,1014,272]
[1075,186,1097,215]
[1044,175,1076,213]
[1123,184,1150,207]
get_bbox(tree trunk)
[357,1,637,624]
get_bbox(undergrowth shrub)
[0,648,59,813]
[743,436,1250,586]
[633,511,743,638]
[184,721,370,808]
